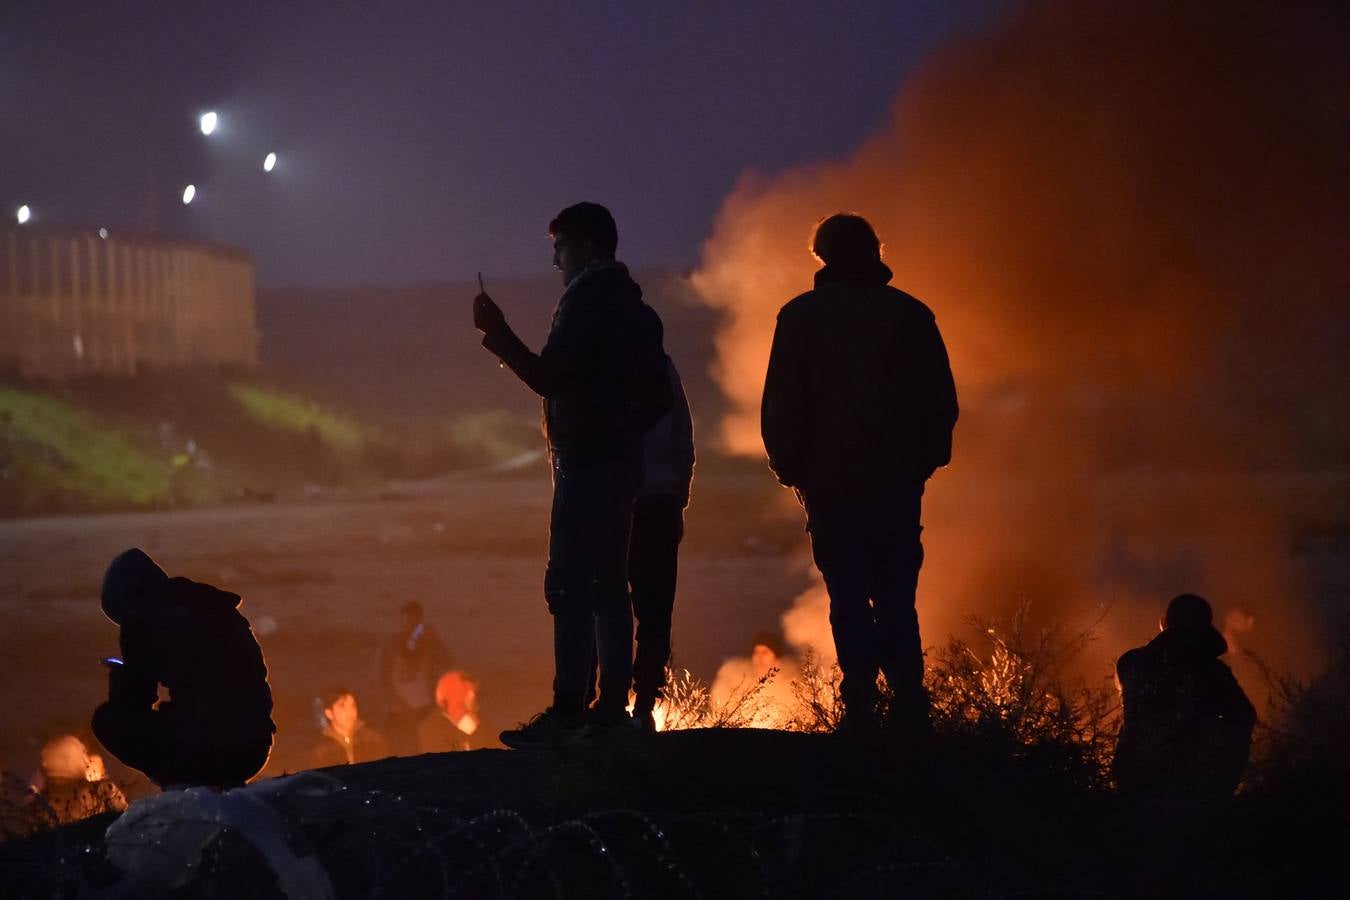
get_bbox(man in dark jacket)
[1114,593,1256,803]
[377,601,451,755]
[473,202,670,746]
[310,688,388,768]
[92,548,275,788]
[586,355,695,732]
[628,356,695,731]
[761,213,958,733]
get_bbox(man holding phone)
[473,202,670,747]
[92,548,275,788]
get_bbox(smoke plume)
[693,0,1349,687]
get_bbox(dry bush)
[925,601,1119,780]
[1243,620,1350,799]
[654,665,781,731]
[785,650,845,733]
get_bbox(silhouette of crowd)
[4,204,1255,832]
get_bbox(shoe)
[499,707,583,749]
[630,707,656,734]
[835,708,882,739]
[579,704,632,740]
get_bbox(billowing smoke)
[693,0,1349,689]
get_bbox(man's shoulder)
[778,284,935,321]
[1116,645,1153,678]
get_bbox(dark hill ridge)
[2,728,1335,898]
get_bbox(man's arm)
[478,293,597,398]
[761,308,810,488]
[670,364,696,492]
[109,621,161,710]
[911,314,959,474]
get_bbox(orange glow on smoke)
[690,0,1346,692]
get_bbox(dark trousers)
[630,494,685,710]
[546,456,643,715]
[585,493,685,712]
[802,480,927,716]
[92,702,271,788]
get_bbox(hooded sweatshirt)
[1113,624,1256,797]
[102,549,275,749]
[761,259,958,492]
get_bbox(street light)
[182,184,196,205]
[263,152,277,172]
[16,204,31,224]
[199,111,218,136]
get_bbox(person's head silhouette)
[1160,592,1212,632]
[549,202,618,284]
[810,213,882,267]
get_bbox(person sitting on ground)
[92,549,275,789]
[417,671,480,753]
[1113,593,1257,803]
[377,601,451,755]
[710,632,803,729]
[32,734,126,825]
[311,688,389,768]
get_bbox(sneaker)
[579,704,632,740]
[499,707,583,749]
[630,707,656,734]
[835,709,882,739]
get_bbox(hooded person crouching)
[1113,593,1256,804]
[92,549,275,789]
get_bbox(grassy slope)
[0,378,535,517]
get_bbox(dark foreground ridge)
[1,728,1337,899]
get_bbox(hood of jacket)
[1149,622,1229,661]
[102,549,242,624]
[100,548,169,624]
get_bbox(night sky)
[1,0,1006,286]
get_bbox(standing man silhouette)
[473,202,670,747]
[761,214,957,734]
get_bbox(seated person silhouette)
[1113,593,1256,803]
[311,688,388,767]
[92,549,275,789]
[417,671,480,753]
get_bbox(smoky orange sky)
[692,0,1349,691]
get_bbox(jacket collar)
[814,258,893,288]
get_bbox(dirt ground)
[2,461,1345,796]
[0,463,811,789]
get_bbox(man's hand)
[473,292,507,334]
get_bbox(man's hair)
[400,601,423,622]
[810,213,883,265]
[750,631,784,658]
[548,202,618,258]
[1163,593,1213,630]
[321,687,354,710]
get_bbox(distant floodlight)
[199,111,218,135]
[263,152,277,172]
[182,184,196,205]
[16,204,31,224]
[98,227,109,239]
